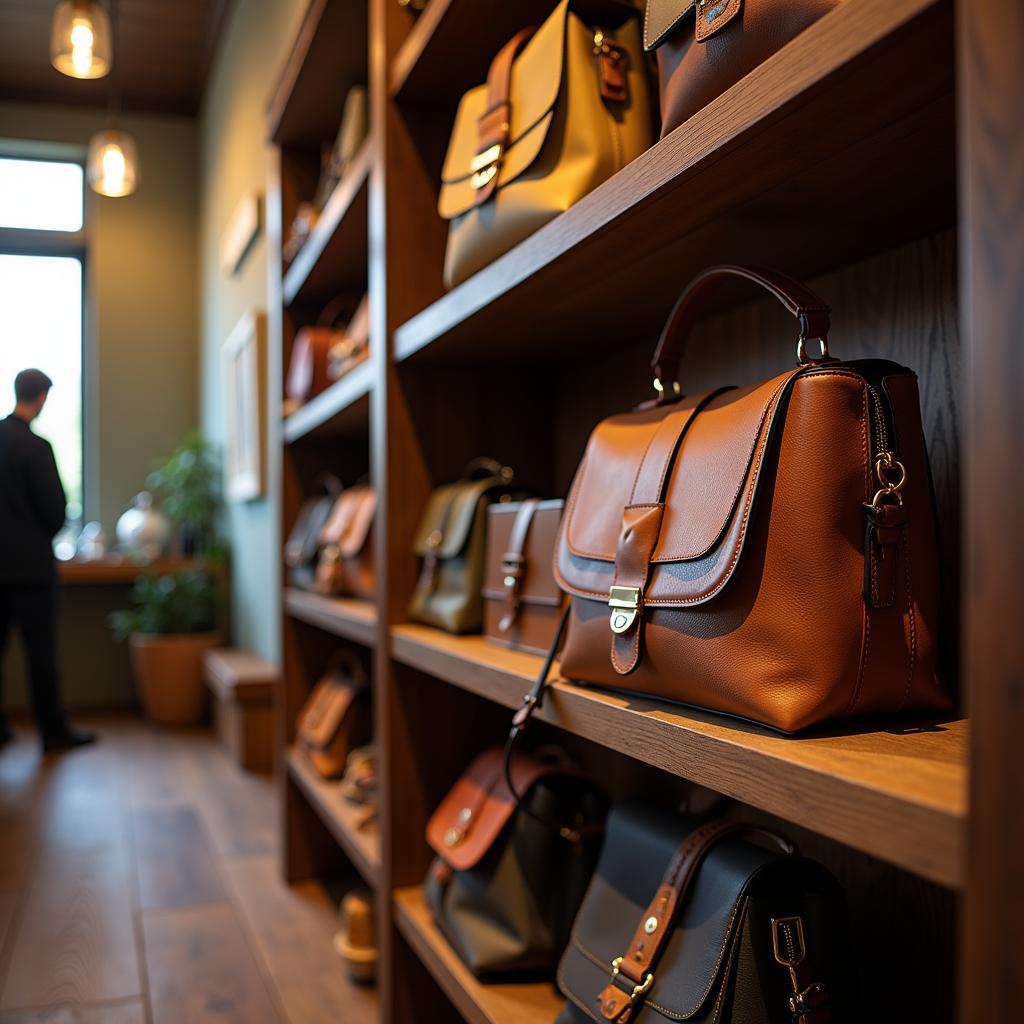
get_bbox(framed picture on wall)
[223,310,266,503]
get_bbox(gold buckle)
[608,586,640,634]
[609,956,654,1000]
[501,555,524,589]
[470,144,501,189]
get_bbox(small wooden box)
[203,648,276,771]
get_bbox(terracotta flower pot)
[128,631,222,726]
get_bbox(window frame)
[0,144,89,522]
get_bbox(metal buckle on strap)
[608,586,640,635]
[501,554,524,589]
[470,144,501,189]
[608,956,654,1001]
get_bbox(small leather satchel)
[556,803,856,1023]
[424,746,607,978]
[409,458,518,634]
[316,484,376,600]
[296,655,371,779]
[286,298,358,408]
[548,265,951,732]
[483,499,565,657]
[438,0,653,288]
[327,295,370,383]
[644,0,839,138]
[285,474,342,588]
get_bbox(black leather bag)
[557,803,857,1023]
[424,746,607,978]
[284,474,342,588]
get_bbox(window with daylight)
[0,155,86,518]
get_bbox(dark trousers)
[0,582,67,736]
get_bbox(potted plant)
[109,568,222,725]
[147,432,221,556]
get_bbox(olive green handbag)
[409,458,517,633]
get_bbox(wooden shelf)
[57,557,206,585]
[393,0,954,364]
[393,886,564,1024]
[390,0,558,106]
[287,747,381,888]
[283,359,372,443]
[284,588,378,646]
[268,0,370,147]
[282,139,371,306]
[391,625,967,890]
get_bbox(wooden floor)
[0,716,376,1024]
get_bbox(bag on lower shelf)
[424,746,607,978]
[296,654,371,779]
[556,802,858,1024]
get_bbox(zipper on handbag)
[771,916,830,1023]
[864,381,907,511]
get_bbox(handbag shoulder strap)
[498,498,541,631]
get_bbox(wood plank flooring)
[0,717,373,1024]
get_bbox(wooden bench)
[203,648,276,771]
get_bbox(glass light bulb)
[50,1,111,79]
[100,144,126,192]
[70,19,95,76]
[87,128,138,197]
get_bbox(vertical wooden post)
[958,0,1024,1018]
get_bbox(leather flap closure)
[558,803,782,1020]
[426,748,557,872]
[321,485,375,558]
[643,0,741,50]
[482,500,564,606]
[556,370,796,606]
[438,0,569,220]
[297,677,360,751]
[413,477,507,560]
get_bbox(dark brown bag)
[645,0,839,138]
[285,474,342,589]
[483,499,565,657]
[316,484,376,600]
[296,654,371,779]
[545,265,951,733]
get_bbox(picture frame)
[222,310,266,503]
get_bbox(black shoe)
[42,726,97,754]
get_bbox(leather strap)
[651,266,832,390]
[498,498,540,632]
[598,821,795,1022]
[474,26,536,205]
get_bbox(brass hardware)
[443,827,463,848]
[771,916,806,967]
[457,807,473,825]
[643,916,659,935]
[652,377,681,399]
[593,28,605,51]
[797,333,831,364]
[426,529,443,548]
[868,451,908,511]
[501,555,524,589]
[608,586,640,634]
[470,144,502,190]
[609,956,655,1001]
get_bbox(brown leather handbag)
[546,265,951,733]
[644,0,839,138]
[483,499,565,657]
[316,484,376,600]
[285,297,360,408]
[296,654,371,779]
[285,474,342,589]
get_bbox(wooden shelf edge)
[287,747,381,888]
[282,139,372,305]
[392,0,945,363]
[282,361,373,443]
[390,625,966,889]
[393,886,565,1024]
[266,0,328,141]
[283,588,378,646]
[389,0,453,99]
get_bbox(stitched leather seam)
[848,383,871,716]
[900,530,916,712]
[643,0,696,51]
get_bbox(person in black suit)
[0,369,95,753]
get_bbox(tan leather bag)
[551,265,952,733]
[438,0,653,288]
[409,459,517,634]
[483,499,565,657]
[316,484,376,600]
[297,655,371,779]
[645,0,840,138]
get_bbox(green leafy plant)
[147,432,222,556]
[108,569,219,640]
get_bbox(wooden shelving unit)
[393,886,564,1024]
[287,747,381,888]
[265,0,1024,1020]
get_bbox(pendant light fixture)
[50,0,112,79]
[85,0,138,198]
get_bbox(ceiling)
[0,0,233,117]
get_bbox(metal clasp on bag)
[608,586,640,634]
[607,956,654,1004]
[867,450,908,512]
[470,144,502,190]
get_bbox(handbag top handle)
[650,264,833,400]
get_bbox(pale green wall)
[198,0,307,663]
[0,104,199,533]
